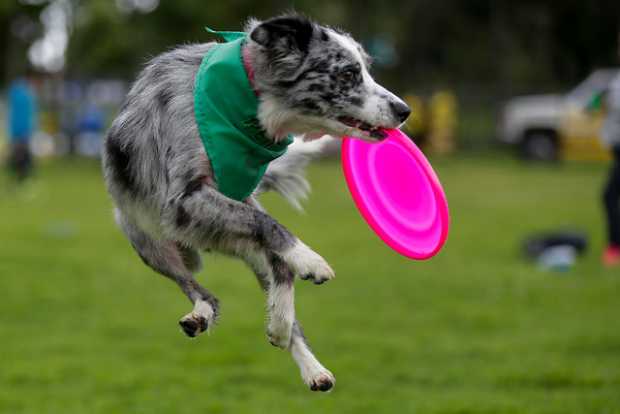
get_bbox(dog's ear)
[250,16,314,53]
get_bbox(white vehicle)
[498,68,619,160]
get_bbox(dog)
[102,14,410,392]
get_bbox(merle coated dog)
[102,14,410,392]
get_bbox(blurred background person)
[601,33,620,267]
[6,71,38,182]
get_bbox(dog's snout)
[390,101,411,123]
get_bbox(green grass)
[0,155,619,414]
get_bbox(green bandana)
[194,28,293,201]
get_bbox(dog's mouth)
[337,116,388,140]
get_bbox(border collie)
[102,14,410,392]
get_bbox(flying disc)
[341,129,449,260]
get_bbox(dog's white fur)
[281,239,335,283]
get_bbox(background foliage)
[1,0,619,94]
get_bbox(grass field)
[0,154,619,414]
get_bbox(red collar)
[242,45,259,96]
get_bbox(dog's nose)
[390,101,411,123]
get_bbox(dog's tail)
[256,136,333,210]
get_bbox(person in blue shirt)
[6,76,37,181]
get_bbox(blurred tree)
[394,0,620,93]
[65,0,353,78]
[2,0,619,95]
[0,2,44,84]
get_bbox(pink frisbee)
[342,129,449,260]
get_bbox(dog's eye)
[339,69,358,83]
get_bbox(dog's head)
[246,15,411,141]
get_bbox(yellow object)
[560,107,611,161]
[428,91,458,155]
[403,94,426,138]
[39,110,60,136]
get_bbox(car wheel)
[522,131,557,161]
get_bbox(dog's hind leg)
[244,249,335,392]
[116,209,218,338]
[289,321,335,392]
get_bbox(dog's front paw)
[179,300,216,338]
[303,367,336,392]
[281,240,335,284]
[179,313,208,337]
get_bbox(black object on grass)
[523,230,588,260]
